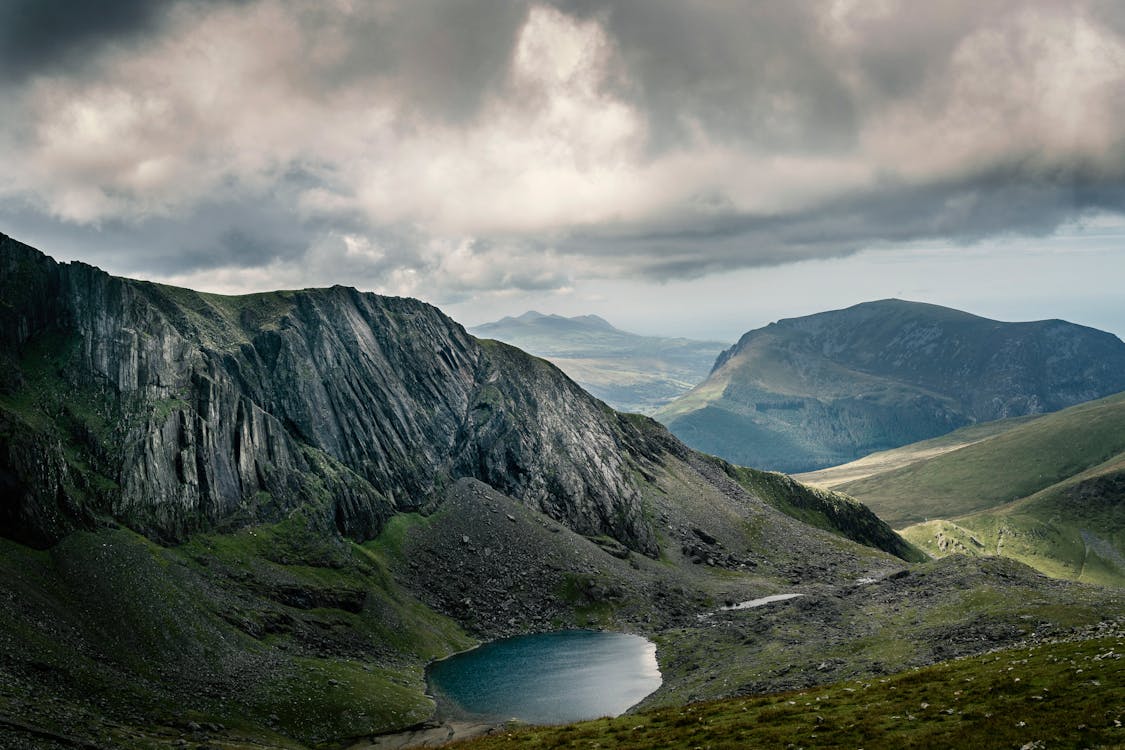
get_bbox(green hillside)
[470,311,727,414]
[813,392,1125,587]
[831,392,1125,525]
[654,299,1125,473]
[796,415,1041,489]
[901,456,1125,587]
[454,629,1125,750]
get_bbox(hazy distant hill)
[470,311,728,414]
[800,392,1125,587]
[654,299,1125,473]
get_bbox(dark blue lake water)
[426,630,662,725]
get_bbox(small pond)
[427,630,662,725]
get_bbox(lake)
[426,630,662,725]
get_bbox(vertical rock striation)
[0,234,656,553]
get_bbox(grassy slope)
[455,629,1125,750]
[717,461,926,563]
[902,454,1125,587]
[832,392,1125,527]
[802,392,1125,587]
[0,517,473,749]
[796,415,1041,489]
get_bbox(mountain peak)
[658,299,1125,473]
[569,313,616,331]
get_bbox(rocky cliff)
[0,233,655,552]
[656,299,1125,473]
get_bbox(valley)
[802,393,1125,587]
[4,4,1125,749]
[470,312,727,415]
[0,234,1121,750]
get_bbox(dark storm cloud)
[551,0,860,152]
[1,0,1124,298]
[561,154,1125,281]
[0,0,164,82]
[0,0,252,85]
[299,0,530,123]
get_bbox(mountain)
[1,244,655,554]
[654,299,1125,473]
[800,392,1125,586]
[470,311,727,414]
[0,234,1118,749]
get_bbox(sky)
[2,0,1124,342]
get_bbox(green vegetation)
[558,572,622,627]
[719,460,926,562]
[797,414,1042,489]
[143,282,298,349]
[654,299,1125,473]
[811,392,1125,586]
[458,632,1125,750]
[834,392,1125,526]
[900,457,1125,587]
[0,519,473,747]
[643,555,1118,713]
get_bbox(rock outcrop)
[0,234,655,552]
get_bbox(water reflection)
[427,630,662,725]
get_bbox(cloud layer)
[2,0,1123,302]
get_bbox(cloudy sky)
[2,0,1124,341]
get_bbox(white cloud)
[2,0,1124,307]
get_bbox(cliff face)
[657,299,1125,473]
[0,234,654,552]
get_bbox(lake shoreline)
[349,719,507,749]
[426,629,662,726]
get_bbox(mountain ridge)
[0,234,660,553]
[656,298,1125,473]
[0,233,1120,748]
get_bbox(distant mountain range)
[800,392,1125,587]
[470,311,728,414]
[654,299,1125,473]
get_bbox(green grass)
[720,461,926,562]
[457,633,1125,750]
[816,392,1125,586]
[142,282,298,350]
[901,455,1125,587]
[835,391,1125,527]
[797,414,1042,489]
[0,518,473,747]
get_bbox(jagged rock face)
[657,299,1125,473]
[0,234,655,553]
